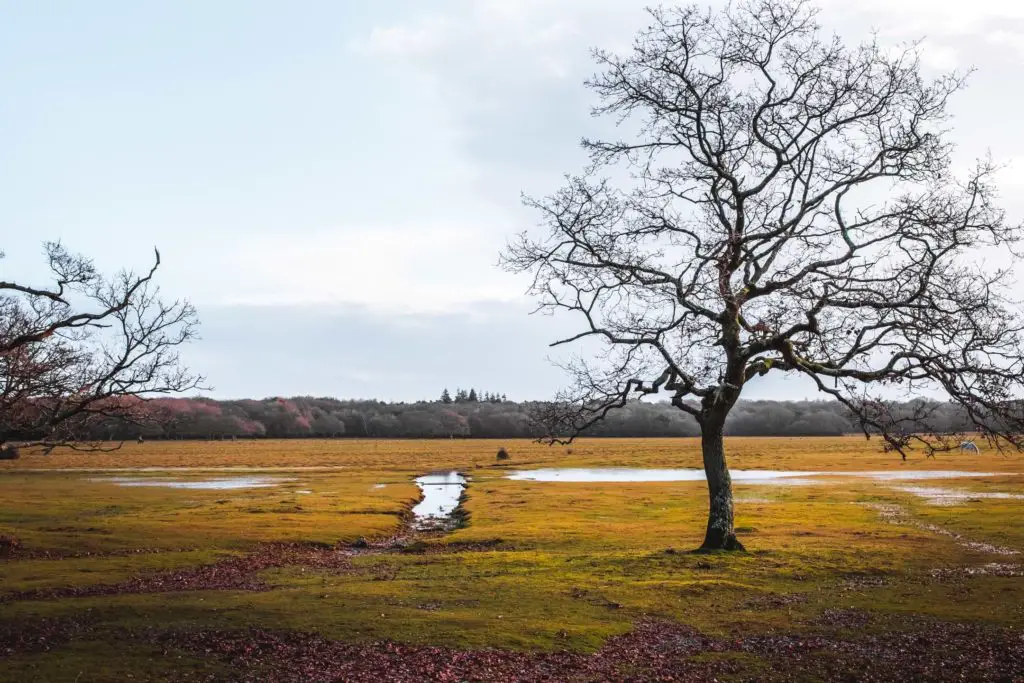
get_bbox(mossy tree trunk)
[700,412,744,551]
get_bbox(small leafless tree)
[1,242,204,453]
[504,0,1024,550]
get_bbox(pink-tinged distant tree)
[1,242,203,452]
[237,419,267,438]
[504,0,1024,550]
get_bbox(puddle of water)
[856,471,1005,481]
[506,468,823,483]
[893,485,1024,506]
[412,472,466,527]
[864,502,1020,556]
[92,477,290,490]
[506,468,1008,484]
[295,490,313,495]
[932,563,1024,578]
[373,484,387,489]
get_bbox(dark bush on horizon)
[30,395,989,442]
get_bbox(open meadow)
[1,437,1022,681]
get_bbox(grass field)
[1,437,1022,681]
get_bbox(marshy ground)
[1,437,1022,681]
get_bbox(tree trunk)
[699,419,744,551]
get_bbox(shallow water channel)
[412,472,466,529]
[893,485,1024,505]
[506,468,1005,484]
[92,476,291,490]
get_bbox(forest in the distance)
[81,394,979,442]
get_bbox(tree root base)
[695,535,746,553]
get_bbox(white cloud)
[819,0,1024,65]
[915,40,961,70]
[994,158,1024,188]
[353,1,644,77]
[361,1,1024,77]
[185,222,523,314]
[986,29,1024,58]
[345,0,1024,315]
[354,0,1024,162]
[821,0,1024,32]
[355,20,452,58]
[350,1,652,204]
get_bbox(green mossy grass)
[1,640,227,682]
[1,438,1021,679]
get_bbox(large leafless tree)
[504,0,1024,550]
[0,242,203,453]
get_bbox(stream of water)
[412,471,466,528]
[506,468,1005,483]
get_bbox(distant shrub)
[0,535,20,555]
[0,445,20,461]
[566,448,574,455]
[496,447,511,461]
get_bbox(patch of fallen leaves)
[816,608,871,629]
[568,587,623,610]
[740,592,810,610]
[3,616,1024,682]
[0,617,93,657]
[348,535,513,556]
[148,618,1024,683]
[838,573,891,592]
[0,543,352,603]
[152,619,733,683]
[1,545,204,561]
[740,621,1024,682]
[0,534,21,557]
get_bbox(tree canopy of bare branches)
[0,242,203,453]
[503,0,1024,550]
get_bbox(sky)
[3,1,1024,402]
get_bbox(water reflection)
[413,472,466,527]
[507,468,1005,484]
[506,468,821,483]
[93,476,290,490]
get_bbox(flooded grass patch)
[507,468,1010,484]
[0,438,1022,679]
[412,472,467,531]
[90,476,293,490]
[507,468,825,483]
[892,485,1024,505]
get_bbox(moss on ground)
[0,437,1021,680]
[1,641,226,682]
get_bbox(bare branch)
[1,243,205,452]
[503,0,1024,457]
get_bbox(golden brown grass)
[4,435,1021,473]
[0,437,1021,679]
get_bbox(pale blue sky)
[3,1,1024,401]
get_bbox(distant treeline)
[80,396,981,441]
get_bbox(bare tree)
[504,0,1024,550]
[0,242,203,452]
